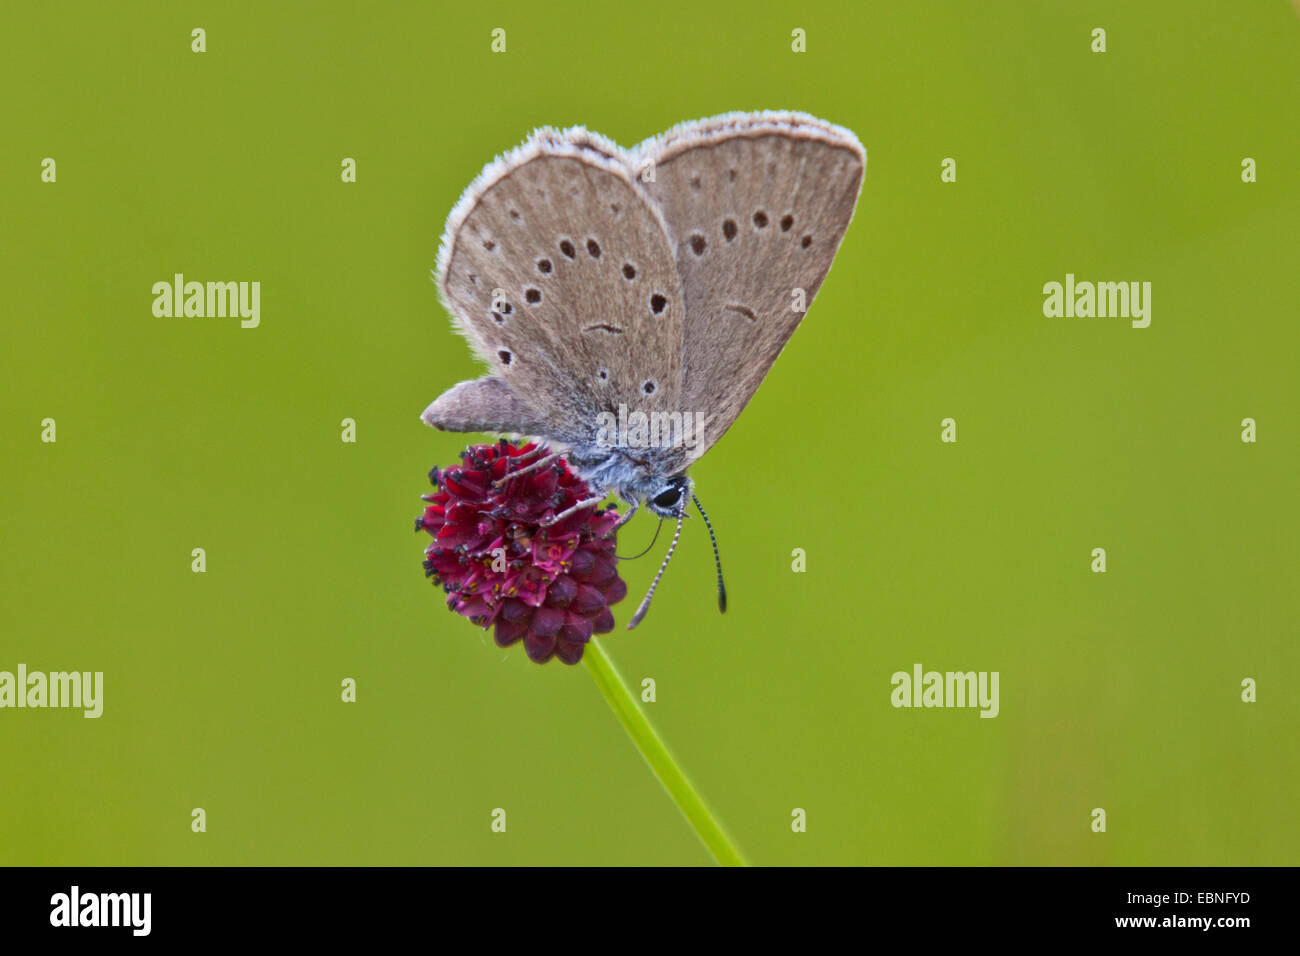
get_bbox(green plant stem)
[584,636,748,866]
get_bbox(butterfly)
[422,111,866,626]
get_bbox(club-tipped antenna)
[691,492,727,613]
[617,518,664,561]
[627,507,685,629]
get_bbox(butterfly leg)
[613,496,639,529]
[513,442,549,464]
[494,451,562,487]
[540,495,605,527]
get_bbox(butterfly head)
[646,473,692,518]
[625,473,727,629]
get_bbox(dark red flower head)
[415,441,627,664]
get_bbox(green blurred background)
[2,1,1297,866]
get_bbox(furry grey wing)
[434,128,687,448]
[632,111,866,463]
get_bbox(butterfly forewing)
[436,131,686,446]
[633,112,866,462]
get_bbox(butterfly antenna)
[627,507,685,629]
[617,518,664,560]
[691,492,727,613]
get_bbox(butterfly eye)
[652,488,681,510]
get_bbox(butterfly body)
[562,446,688,515]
